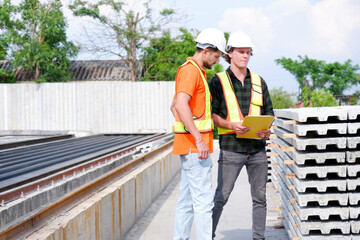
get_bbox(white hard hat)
[195,28,226,54]
[226,31,254,52]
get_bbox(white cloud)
[218,8,273,53]
[268,0,310,18]
[310,0,360,56]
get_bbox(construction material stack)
[269,106,360,240]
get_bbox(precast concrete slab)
[347,151,360,163]
[296,219,351,235]
[353,234,360,240]
[350,206,360,219]
[273,127,347,151]
[291,189,349,207]
[343,106,360,120]
[347,179,360,191]
[293,203,349,221]
[348,137,360,149]
[273,164,349,207]
[288,162,347,179]
[349,192,360,205]
[274,107,348,123]
[351,221,360,234]
[348,122,360,134]
[288,177,347,193]
[281,195,351,240]
[271,137,346,164]
[274,118,347,136]
[347,164,360,177]
[272,151,348,192]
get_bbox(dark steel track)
[0,134,161,191]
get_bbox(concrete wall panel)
[0,81,175,134]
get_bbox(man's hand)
[231,122,250,135]
[256,129,271,139]
[195,138,210,159]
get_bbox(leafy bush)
[311,89,338,107]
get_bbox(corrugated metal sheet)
[0,60,142,82]
[0,81,175,134]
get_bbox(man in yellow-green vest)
[209,31,274,240]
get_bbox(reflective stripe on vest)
[173,60,213,134]
[217,71,263,135]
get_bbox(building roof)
[0,60,141,81]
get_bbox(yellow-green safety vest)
[217,71,263,135]
[173,60,213,134]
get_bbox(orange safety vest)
[173,60,213,134]
[217,71,263,135]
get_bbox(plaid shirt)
[209,67,274,153]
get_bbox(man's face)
[203,49,221,69]
[228,47,251,69]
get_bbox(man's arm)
[212,113,249,135]
[170,99,177,118]
[175,92,209,159]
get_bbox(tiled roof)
[0,60,141,81]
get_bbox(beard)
[203,61,213,69]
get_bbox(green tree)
[0,0,78,82]
[206,63,223,81]
[0,43,6,60]
[275,55,360,98]
[301,86,311,107]
[311,89,338,107]
[70,0,175,82]
[141,28,195,81]
[349,90,359,105]
[141,28,223,81]
[269,87,295,109]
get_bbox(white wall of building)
[0,81,175,134]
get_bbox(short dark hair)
[223,50,231,64]
[196,47,219,53]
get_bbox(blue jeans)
[212,149,268,240]
[174,152,214,240]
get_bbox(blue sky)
[64,0,360,94]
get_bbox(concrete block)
[348,122,360,134]
[343,105,360,120]
[282,197,351,240]
[347,179,360,191]
[293,204,349,221]
[274,107,348,123]
[289,177,347,193]
[351,221,360,234]
[274,118,347,136]
[347,165,360,177]
[348,137,360,149]
[349,206,360,219]
[271,137,346,164]
[273,127,347,151]
[347,151,360,163]
[297,219,351,235]
[291,190,349,207]
[352,234,360,240]
[288,163,347,179]
[349,193,360,205]
[273,165,349,207]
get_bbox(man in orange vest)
[171,28,226,240]
[209,31,274,240]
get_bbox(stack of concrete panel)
[270,106,360,240]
